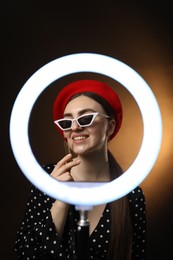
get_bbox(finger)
[55,154,73,169]
[57,172,74,182]
[55,159,80,176]
[61,159,81,173]
[51,158,80,178]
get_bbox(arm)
[15,154,80,259]
[15,185,62,259]
[50,154,80,236]
[50,200,69,237]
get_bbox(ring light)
[9,53,162,206]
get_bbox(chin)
[73,150,87,156]
[73,147,96,157]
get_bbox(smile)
[73,135,88,141]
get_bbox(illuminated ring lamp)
[9,53,162,207]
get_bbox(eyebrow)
[63,108,96,117]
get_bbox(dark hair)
[68,92,115,119]
[69,92,132,259]
[107,151,132,260]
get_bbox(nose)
[71,119,82,130]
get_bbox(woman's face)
[63,95,115,156]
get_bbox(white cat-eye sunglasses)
[54,112,110,131]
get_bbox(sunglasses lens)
[78,114,94,126]
[58,120,72,129]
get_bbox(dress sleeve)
[14,164,69,259]
[128,186,147,260]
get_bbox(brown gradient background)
[1,2,173,259]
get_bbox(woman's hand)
[51,154,80,181]
[50,154,81,233]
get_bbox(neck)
[71,150,111,182]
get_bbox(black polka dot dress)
[15,164,146,259]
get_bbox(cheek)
[92,124,108,139]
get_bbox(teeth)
[74,136,87,140]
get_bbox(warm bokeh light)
[140,67,173,216]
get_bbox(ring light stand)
[9,53,162,260]
[76,208,90,260]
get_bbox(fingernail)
[75,159,81,163]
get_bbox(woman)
[15,79,146,259]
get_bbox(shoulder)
[128,186,146,209]
[128,186,145,200]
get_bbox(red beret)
[53,79,123,139]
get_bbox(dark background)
[1,1,173,259]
